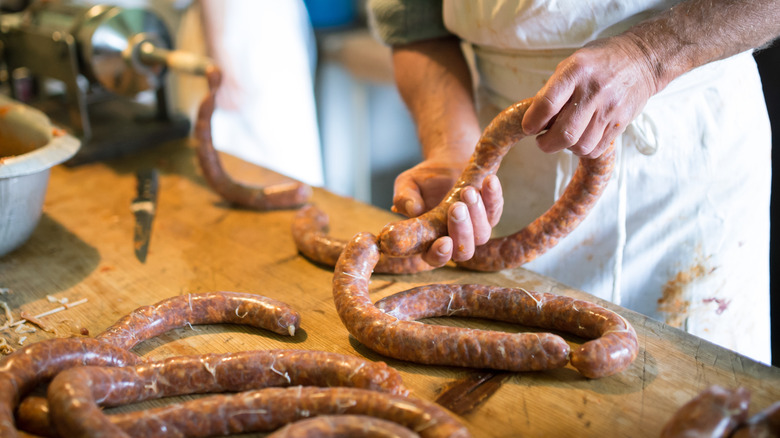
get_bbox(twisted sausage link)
[292,204,434,274]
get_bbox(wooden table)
[1,139,778,437]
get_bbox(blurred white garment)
[173,0,324,186]
[445,0,772,364]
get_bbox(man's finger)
[448,202,475,262]
[481,175,504,228]
[461,187,491,245]
[423,237,453,268]
[392,185,425,217]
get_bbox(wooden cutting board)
[1,138,778,437]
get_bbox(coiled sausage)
[377,99,615,271]
[0,338,141,438]
[333,232,571,372]
[375,283,638,378]
[195,67,311,210]
[49,371,464,438]
[11,291,303,437]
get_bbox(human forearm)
[391,37,481,164]
[623,0,780,93]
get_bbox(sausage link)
[731,401,780,438]
[0,338,142,438]
[194,66,311,210]
[76,387,469,438]
[47,348,405,406]
[375,284,638,378]
[15,291,303,437]
[16,396,53,438]
[292,204,434,274]
[459,146,615,271]
[267,415,421,438]
[333,232,570,372]
[377,99,615,269]
[96,291,301,350]
[660,385,751,438]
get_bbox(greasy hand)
[522,34,659,158]
[392,159,503,267]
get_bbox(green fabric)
[367,0,453,45]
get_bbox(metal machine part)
[0,1,212,164]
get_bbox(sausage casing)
[195,67,312,210]
[109,387,468,438]
[266,415,421,438]
[375,283,638,378]
[660,385,751,438]
[96,291,301,350]
[378,99,614,271]
[0,338,142,438]
[292,204,433,274]
[333,232,571,372]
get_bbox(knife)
[131,168,159,263]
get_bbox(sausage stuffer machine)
[0,1,214,164]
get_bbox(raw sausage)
[96,291,301,349]
[46,350,407,438]
[333,232,571,372]
[660,385,751,438]
[377,99,615,271]
[292,204,434,274]
[460,145,614,271]
[267,415,421,438]
[732,401,780,437]
[0,338,142,438]
[195,66,312,210]
[53,386,469,438]
[13,291,303,436]
[375,283,638,378]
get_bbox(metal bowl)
[0,94,81,257]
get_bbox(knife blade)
[131,168,159,263]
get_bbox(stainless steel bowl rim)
[0,95,81,178]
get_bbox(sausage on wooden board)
[49,381,466,437]
[96,291,301,349]
[333,232,573,372]
[660,385,751,438]
[194,66,312,210]
[266,415,421,438]
[292,204,434,275]
[10,291,303,437]
[375,283,639,379]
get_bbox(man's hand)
[522,35,658,158]
[392,160,503,267]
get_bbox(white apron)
[444,0,772,364]
[172,0,324,186]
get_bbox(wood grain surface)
[1,138,778,438]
